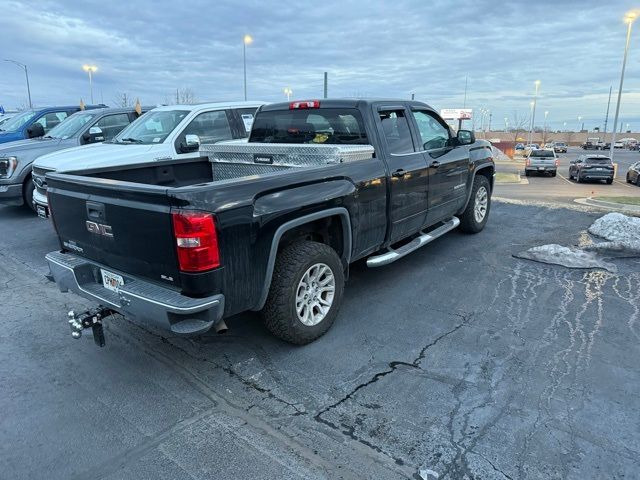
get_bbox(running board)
[366,217,460,268]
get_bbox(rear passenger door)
[375,105,429,242]
[410,109,469,224]
[34,111,69,134]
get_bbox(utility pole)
[4,60,33,108]
[488,112,492,132]
[603,86,612,133]
[323,72,328,99]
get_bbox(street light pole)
[82,65,97,104]
[529,80,540,145]
[528,101,534,144]
[4,59,32,108]
[609,11,637,161]
[283,87,292,101]
[543,111,549,144]
[243,35,253,101]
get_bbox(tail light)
[525,158,531,167]
[172,211,220,272]
[555,159,560,167]
[289,100,320,109]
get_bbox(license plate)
[101,269,124,292]
[538,167,545,170]
[595,168,603,171]
[37,205,49,219]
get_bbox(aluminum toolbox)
[200,143,375,168]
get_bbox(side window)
[36,111,69,133]
[93,113,132,141]
[235,107,258,137]
[411,110,449,150]
[183,110,232,144]
[379,110,414,154]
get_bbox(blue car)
[0,105,106,144]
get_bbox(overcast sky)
[1,0,639,131]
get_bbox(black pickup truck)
[45,99,495,345]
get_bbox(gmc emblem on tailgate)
[86,221,113,237]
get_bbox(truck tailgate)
[47,175,183,290]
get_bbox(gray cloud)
[1,0,638,130]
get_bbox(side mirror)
[456,129,474,145]
[83,126,105,144]
[26,123,45,138]
[180,134,200,153]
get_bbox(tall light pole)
[283,87,292,101]
[243,35,253,101]
[543,111,549,144]
[577,115,583,132]
[529,80,540,145]
[504,117,509,131]
[528,101,535,144]
[82,65,97,104]
[4,59,32,108]
[610,10,637,161]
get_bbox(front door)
[376,106,429,242]
[409,109,470,224]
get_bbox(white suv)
[32,101,264,216]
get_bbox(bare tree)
[113,92,134,108]
[165,88,198,105]
[509,111,530,144]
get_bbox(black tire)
[577,173,583,183]
[261,241,344,345]
[636,176,640,187]
[627,173,632,183]
[23,177,36,212]
[459,175,491,234]
[524,170,530,177]
[606,178,613,185]
[551,171,557,177]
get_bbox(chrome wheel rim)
[474,186,488,223]
[295,263,335,326]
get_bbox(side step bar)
[366,217,460,268]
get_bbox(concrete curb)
[574,197,640,214]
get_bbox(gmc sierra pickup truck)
[44,99,495,346]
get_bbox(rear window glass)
[586,158,612,165]
[530,150,555,157]
[250,108,368,144]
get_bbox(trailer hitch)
[67,306,116,347]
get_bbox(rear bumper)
[581,171,614,179]
[46,251,225,335]
[0,182,23,206]
[525,166,556,172]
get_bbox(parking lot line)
[613,179,635,189]
[557,173,575,185]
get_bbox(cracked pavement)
[1,201,639,479]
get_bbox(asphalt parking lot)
[496,147,640,206]
[2,198,639,480]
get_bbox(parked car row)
[0,101,261,212]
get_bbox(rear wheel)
[606,178,613,185]
[261,241,344,345]
[23,177,36,212]
[577,173,583,183]
[551,171,557,177]
[627,173,632,183]
[459,175,491,234]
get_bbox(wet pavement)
[1,201,639,479]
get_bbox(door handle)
[430,161,441,168]
[392,169,406,178]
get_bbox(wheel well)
[278,215,344,259]
[476,165,495,191]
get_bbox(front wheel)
[606,178,613,185]
[459,175,491,234]
[261,241,345,345]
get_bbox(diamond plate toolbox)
[200,142,375,168]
